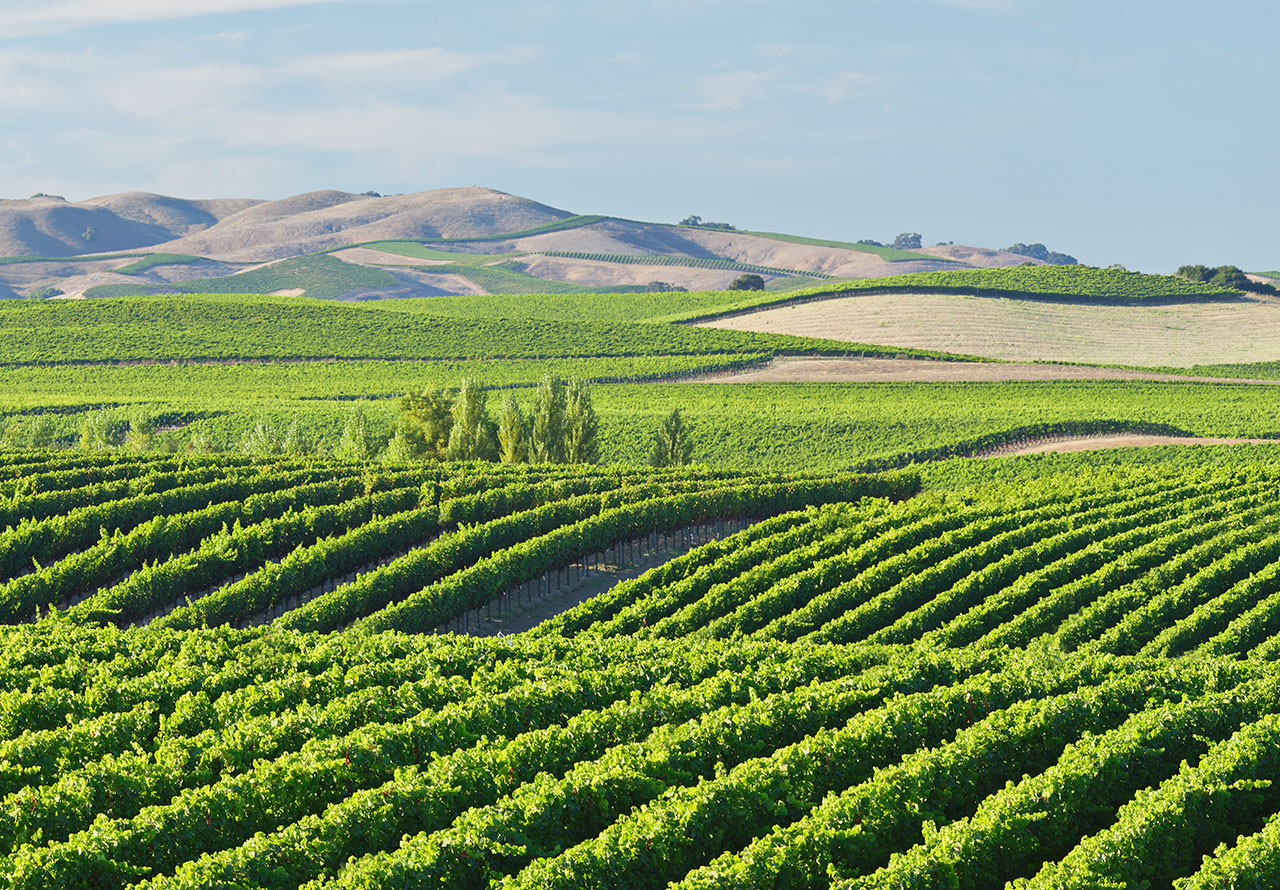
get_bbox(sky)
[0,0,1275,272]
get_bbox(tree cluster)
[856,234,925,250]
[1176,264,1278,295]
[728,273,765,291]
[678,215,737,231]
[1006,243,1078,265]
[394,375,600,465]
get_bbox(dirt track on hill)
[988,434,1279,456]
[681,356,1280,385]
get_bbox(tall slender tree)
[446,378,498,461]
[651,408,694,466]
[496,392,528,464]
[529,374,567,463]
[562,378,600,464]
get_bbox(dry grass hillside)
[0,196,170,257]
[701,291,1280,367]
[0,185,1087,298]
[158,187,572,261]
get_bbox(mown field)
[1,453,1280,888]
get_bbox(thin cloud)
[0,0,357,38]
[682,69,776,111]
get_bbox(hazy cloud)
[683,69,776,111]
[0,0,356,37]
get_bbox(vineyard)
[538,250,836,279]
[0,451,1278,887]
[0,292,946,365]
[663,264,1244,323]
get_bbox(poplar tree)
[529,374,567,463]
[446,378,498,461]
[651,408,694,466]
[125,407,155,452]
[562,379,600,464]
[496,392,527,464]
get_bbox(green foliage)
[651,408,695,467]
[239,414,283,457]
[728,273,766,291]
[85,254,397,300]
[333,405,379,462]
[0,455,1277,887]
[669,264,1244,322]
[0,292,936,365]
[562,379,600,464]
[445,379,498,461]
[112,253,207,274]
[529,374,567,463]
[1006,242,1078,264]
[745,230,954,262]
[399,385,454,459]
[78,410,122,450]
[539,250,834,279]
[496,392,528,464]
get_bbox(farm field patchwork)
[5,263,1280,886]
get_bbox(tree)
[124,407,155,452]
[892,232,923,250]
[27,415,54,449]
[650,408,694,467]
[562,379,600,464]
[240,414,282,457]
[1006,242,1078,265]
[529,374,567,463]
[399,386,454,459]
[381,421,418,464]
[445,378,498,461]
[496,392,527,464]
[334,406,377,462]
[729,273,765,291]
[81,226,97,243]
[282,419,313,456]
[679,215,703,227]
[79,411,122,451]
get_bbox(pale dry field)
[690,356,1280,385]
[699,293,1280,367]
[993,434,1278,456]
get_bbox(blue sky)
[0,0,1275,272]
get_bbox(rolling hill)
[0,186,1050,300]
